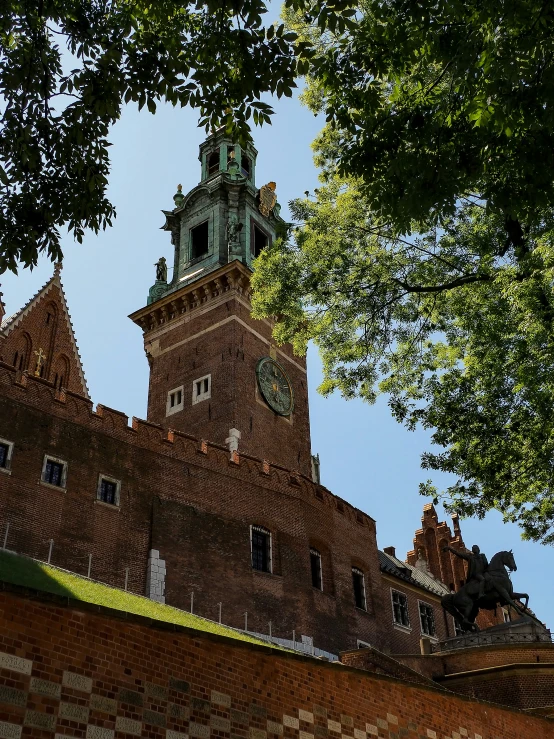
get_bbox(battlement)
[0,360,373,529]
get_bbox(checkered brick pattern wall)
[0,588,550,739]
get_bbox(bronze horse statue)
[441,550,529,632]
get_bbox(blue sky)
[2,80,552,628]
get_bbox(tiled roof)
[379,550,450,598]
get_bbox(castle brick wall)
[0,585,551,739]
[0,362,388,655]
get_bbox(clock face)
[256,357,294,416]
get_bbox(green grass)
[0,550,280,649]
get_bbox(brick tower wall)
[143,288,312,478]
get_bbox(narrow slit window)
[310,548,322,590]
[419,602,436,636]
[241,155,251,178]
[191,221,209,260]
[253,224,268,258]
[352,567,366,610]
[251,526,271,573]
[207,149,220,176]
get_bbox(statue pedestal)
[435,616,551,653]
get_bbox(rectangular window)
[352,568,366,610]
[192,374,211,405]
[0,439,13,472]
[97,475,120,507]
[310,548,322,590]
[392,590,410,627]
[42,456,67,488]
[191,221,209,260]
[419,602,436,636]
[252,224,268,258]
[166,386,185,417]
[251,526,271,573]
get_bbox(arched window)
[51,354,70,390]
[207,149,220,176]
[250,525,271,573]
[13,333,31,371]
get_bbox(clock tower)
[129,131,313,478]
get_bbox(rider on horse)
[443,544,490,599]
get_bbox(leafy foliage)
[0,0,299,272]
[253,0,554,543]
[252,176,554,544]
[286,0,554,235]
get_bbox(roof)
[0,267,89,398]
[0,550,281,649]
[379,550,451,598]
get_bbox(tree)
[252,0,554,542]
[286,0,554,240]
[252,176,554,543]
[0,0,298,273]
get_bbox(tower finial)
[54,261,63,277]
[173,184,184,208]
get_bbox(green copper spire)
[147,131,285,306]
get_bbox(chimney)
[383,546,396,558]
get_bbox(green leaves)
[252,169,554,544]
[0,0,300,272]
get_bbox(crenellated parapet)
[0,359,372,530]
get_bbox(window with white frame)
[391,589,410,628]
[192,374,211,405]
[310,548,322,590]
[0,438,14,472]
[251,525,271,573]
[352,567,367,610]
[97,475,121,506]
[418,601,436,637]
[41,455,67,488]
[166,386,184,416]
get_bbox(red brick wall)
[378,574,456,653]
[139,267,313,478]
[0,362,387,656]
[0,586,551,739]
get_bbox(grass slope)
[0,550,278,648]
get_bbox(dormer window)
[207,149,220,176]
[241,155,251,178]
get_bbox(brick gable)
[0,267,88,398]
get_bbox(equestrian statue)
[440,544,530,632]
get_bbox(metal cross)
[34,348,46,376]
